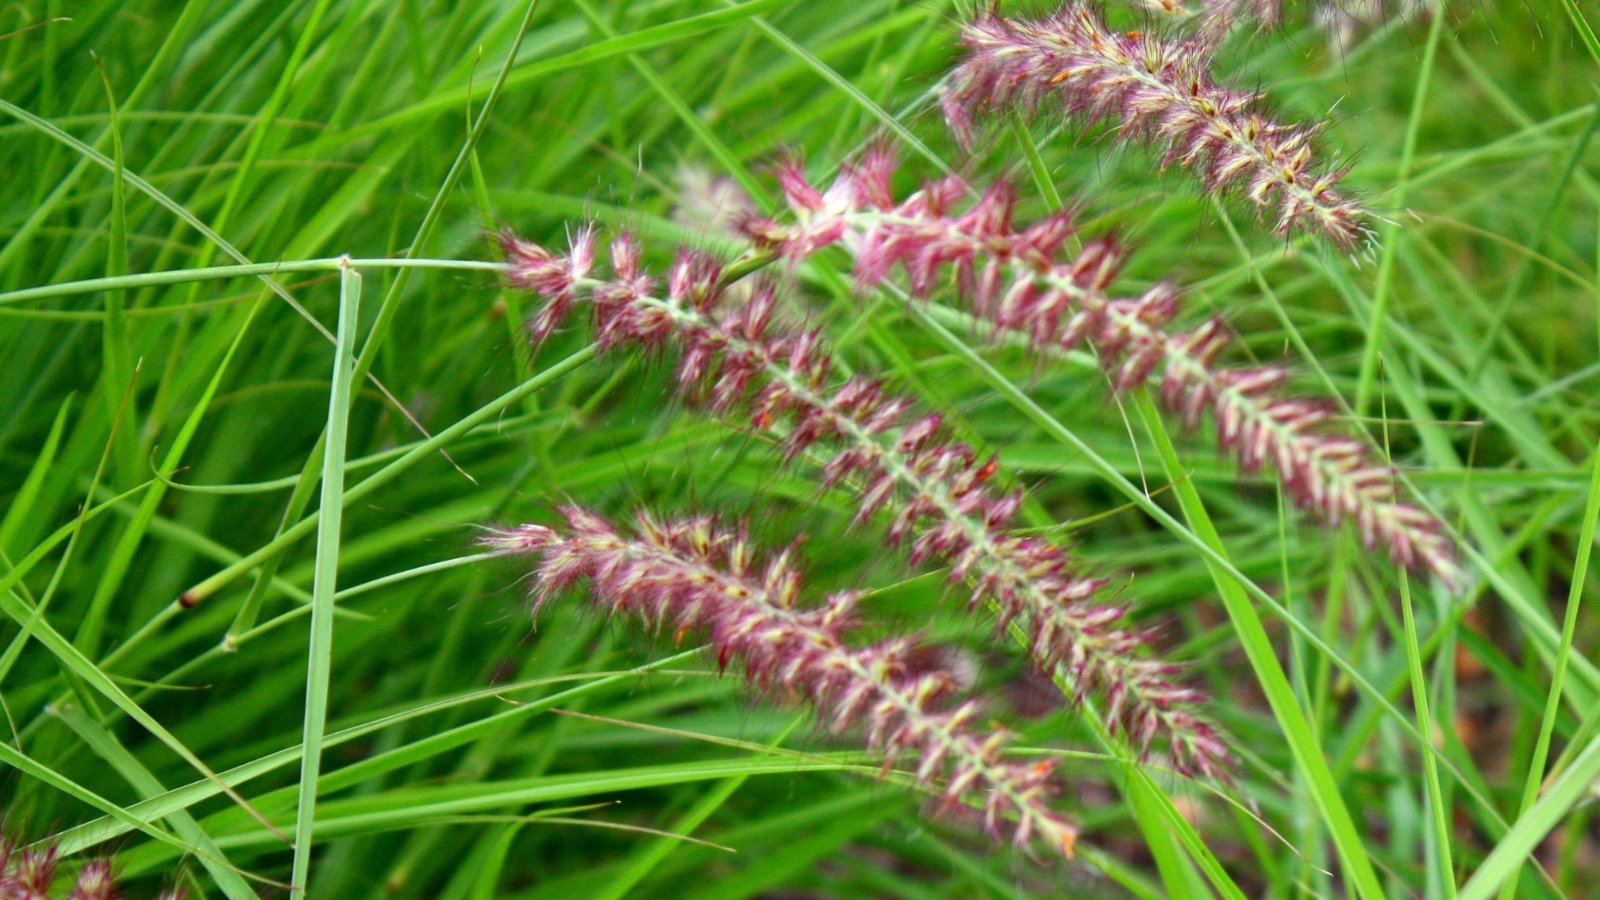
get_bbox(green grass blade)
[53,704,259,898]
[1498,196,1600,898]
[0,393,72,553]
[731,5,947,174]
[1131,391,1385,900]
[299,0,790,150]
[1353,5,1445,417]
[177,345,593,606]
[594,717,796,900]
[0,741,198,861]
[1399,572,1456,897]
[289,259,361,895]
[93,54,138,485]
[1459,733,1600,900]
[49,656,700,856]
[1558,0,1600,67]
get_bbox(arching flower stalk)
[941,3,1370,249]
[740,150,1461,592]
[483,506,1078,857]
[499,229,1229,779]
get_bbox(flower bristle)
[486,506,1079,856]
[499,223,1230,779]
[940,3,1369,249]
[741,151,1461,592]
[1131,0,1429,41]
[1203,0,1286,32]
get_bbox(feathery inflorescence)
[738,149,1461,592]
[499,227,1228,778]
[941,3,1369,249]
[483,506,1078,857]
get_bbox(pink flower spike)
[498,224,1231,779]
[740,151,1460,593]
[940,4,1371,249]
[489,506,1080,857]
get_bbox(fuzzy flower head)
[487,506,1079,857]
[941,4,1370,249]
[0,841,56,899]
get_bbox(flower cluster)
[941,3,1369,249]
[0,835,181,900]
[740,149,1461,591]
[500,228,1228,778]
[484,506,1078,857]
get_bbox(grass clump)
[1,1,1598,897]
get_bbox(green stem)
[1353,6,1445,416]
[0,258,506,307]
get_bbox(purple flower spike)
[941,4,1370,249]
[486,507,1080,858]
[500,226,1229,779]
[743,152,1460,592]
